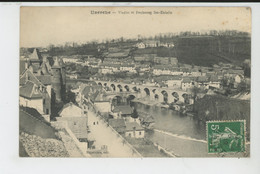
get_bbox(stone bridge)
[95,80,191,104]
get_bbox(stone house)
[125,122,145,138]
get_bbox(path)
[87,107,141,157]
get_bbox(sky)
[20,6,251,48]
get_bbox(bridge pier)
[95,80,190,105]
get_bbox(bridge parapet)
[95,80,191,104]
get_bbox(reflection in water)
[133,102,206,140]
[132,102,209,157]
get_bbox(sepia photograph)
[19,6,251,158]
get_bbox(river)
[132,102,249,157]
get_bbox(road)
[87,106,141,157]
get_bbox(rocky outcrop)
[20,132,69,157]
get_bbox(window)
[139,131,142,135]
[43,99,45,104]
[128,133,131,137]
[46,109,49,114]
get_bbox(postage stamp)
[207,120,246,154]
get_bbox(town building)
[112,105,133,118]
[154,57,178,65]
[143,40,158,48]
[56,102,88,148]
[20,48,66,103]
[181,77,194,91]
[19,80,51,120]
[125,122,145,138]
[133,54,156,62]
[197,76,209,89]
[208,75,221,89]
[108,119,126,135]
[166,77,182,89]
[135,42,146,49]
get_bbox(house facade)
[57,102,88,143]
[19,81,51,117]
[125,122,145,138]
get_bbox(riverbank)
[125,137,171,157]
[133,102,250,157]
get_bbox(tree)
[221,77,229,87]
[131,108,139,118]
[237,80,249,93]
[191,86,201,111]
[65,90,76,104]
[244,66,251,78]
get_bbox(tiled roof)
[20,60,28,75]
[58,102,81,115]
[35,75,52,85]
[29,48,42,60]
[109,119,126,133]
[20,69,44,86]
[182,77,192,83]
[125,122,144,132]
[109,119,126,128]
[20,81,42,99]
[113,105,133,115]
[170,75,182,80]
[94,92,109,102]
[197,76,208,83]
[209,75,219,82]
[30,64,40,73]
[105,51,130,58]
[40,62,51,75]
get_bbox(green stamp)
[207,120,246,154]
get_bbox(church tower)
[59,58,66,101]
[51,57,62,102]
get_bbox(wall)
[125,130,145,138]
[42,91,51,115]
[59,104,82,117]
[94,101,111,113]
[167,80,182,88]
[19,96,43,114]
[56,117,88,139]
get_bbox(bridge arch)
[171,92,179,103]
[111,95,123,106]
[154,94,159,100]
[110,84,116,91]
[182,93,189,104]
[144,88,150,96]
[126,94,136,105]
[132,86,138,92]
[161,90,168,103]
[117,84,123,92]
[124,85,130,92]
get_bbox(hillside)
[194,95,250,140]
[175,36,250,66]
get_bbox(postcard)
[19,6,251,158]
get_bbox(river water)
[133,102,206,140]
[132,102,210,157]
[132,102,250,157]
